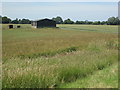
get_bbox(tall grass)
[2,24,118,88]
[3,25,117,59]
[60,62,118,88]
[18,46,78,59]
[2,40,118,88]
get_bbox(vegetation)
[1,16,31,24]
[58,24,118,33]
[63,18,74,24]
[52,16,63,24]
[1,16,11,24]
[107,17,120,25]
[60,62,118,88]
[11,18,31,24]
[1,15,120,25]
[2,24,118,88]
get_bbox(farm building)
[31,19,56,28]
[9,25,13,29]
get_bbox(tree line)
[0,16,31,24]
[0,15,120,25]
[52,16,120,25]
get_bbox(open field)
[2,24,118,88]
[58,24,118,33]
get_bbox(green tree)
[87,21,93,24]
[75,21,87,24]
[2,16,11,24]
[92,21,101,25]
[114,17,120,25]
[107,17,120,25]
[52,16,63,24]
[63,19,74,24]
[18,19,22,24]
[101,21,107,25]
[76,21,80,24]
[11,18,19,24]
[21,19,31,24]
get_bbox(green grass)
[60,62,118,88]
[2,24,118,88]
[2,24,117,59]
[2,46,118,88]
[18,46,78,59]
[58,24,118,33]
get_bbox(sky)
[2,0,120,2]
[2,2,118,21]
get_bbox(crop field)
[2,24,119,88]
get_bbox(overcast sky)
[2,2,118,21]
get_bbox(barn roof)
[32,18,55,22]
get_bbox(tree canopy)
[63,19,74,24]
[2,16,11,24]
[52,16,63,24]
[107,17,120,25]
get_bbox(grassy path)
[60,62,118,88]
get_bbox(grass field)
[2,24,118,88]
[60,62,118,88]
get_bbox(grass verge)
[60,62,118,88]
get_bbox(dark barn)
[9,25,13,29]
[17,25,21,28]
[31,19,56,28]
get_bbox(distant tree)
[2,16,11,24]
[20,19,31,24]
[75,21,81,24]
[100,21,107,25]
[114,17,120,25]
[63,19,74,24]
[11,18,19,24]
[52,16,63,24]
[107,17,120,25]
[76,20,90,24]
[11,18,31,24]
[85,20,94,24]
[87,21,93,24]
[107,17,116,25]
[18,19,22,24]
[79,21,86,24]
[75,21,83,24]
[2,15,119,25]
[92,21,101,25]
[98,21,101,25]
